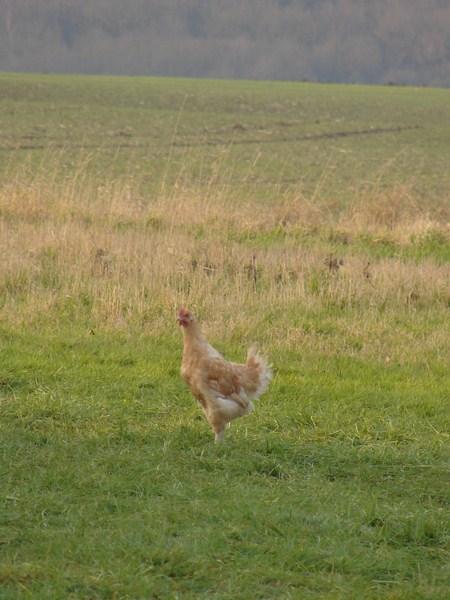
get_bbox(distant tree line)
[1,0,449,86]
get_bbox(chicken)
[177,307,272,442]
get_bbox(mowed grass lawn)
[0,73,449,598]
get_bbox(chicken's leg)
[214,428,225,443]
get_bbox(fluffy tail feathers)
[246,345,272,399]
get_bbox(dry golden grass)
[1,160,449,364]
[342,182,450,239]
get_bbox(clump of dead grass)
[0,161,449,364]
[338,183,450,243]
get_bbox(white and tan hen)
[177,307,271,442]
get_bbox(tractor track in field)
[0,124,420,152]
[173,124,421,148]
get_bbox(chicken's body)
[178,308,271,442]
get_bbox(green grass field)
[0,73,449,599]
[1,72,450,201]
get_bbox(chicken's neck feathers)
[182,322,208,352]
[182,323,222,361]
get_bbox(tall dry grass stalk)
[1,159,449,361]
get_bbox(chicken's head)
[177,306,194,327]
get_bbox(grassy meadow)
[0,73,449,598]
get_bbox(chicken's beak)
[177,314,187,326]
[177,307,190,327]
